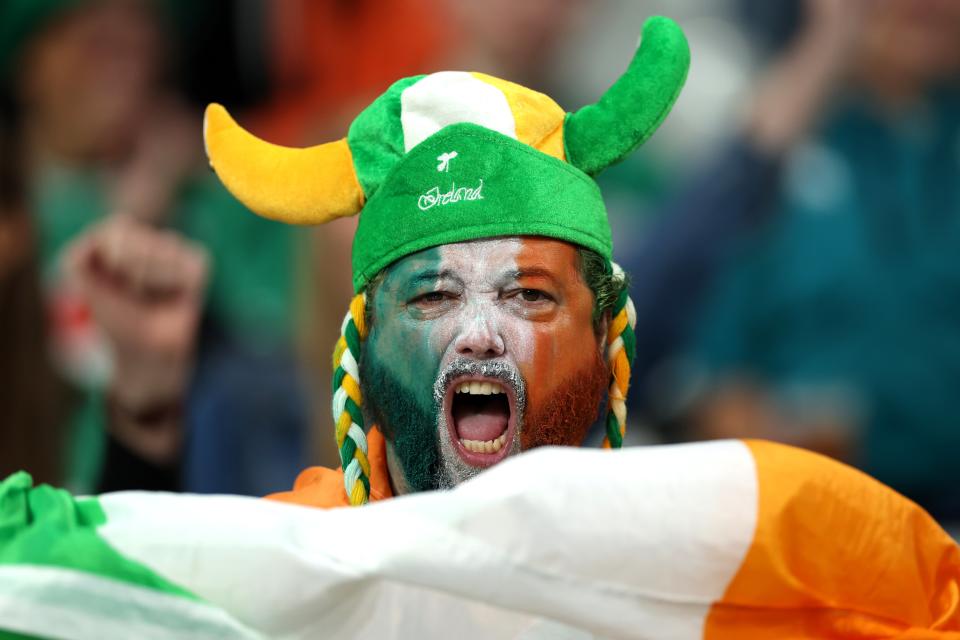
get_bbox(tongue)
[453,398,509,442]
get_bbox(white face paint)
[410,239,533,488]
[427,239,534,370]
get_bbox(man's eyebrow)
[406,269,464,288]
[493,267,563,290]
[506,267,561,283]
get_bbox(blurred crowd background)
[2,0,960,526]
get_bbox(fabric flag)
[1,439,959,639]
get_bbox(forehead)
[382,236,582,284]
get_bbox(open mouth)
[443,376,519,467]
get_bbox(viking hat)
[205,16,690,505]
[204,16,690,292]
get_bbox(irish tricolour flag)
[2,440,958,639]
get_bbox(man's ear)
[595,311,610,349]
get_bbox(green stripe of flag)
[0,473,195,601]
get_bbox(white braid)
[340,347,360,382]
[347,423,368,453]
[344,459,362,497]
[625,295,637,328]
[332,387,348,425]
[607,336,625,368]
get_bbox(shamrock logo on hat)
[436,151,458,172]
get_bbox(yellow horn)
[203,104,365,225]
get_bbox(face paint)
[520,347,608,450]
[510,239,608,450]
[360,347,440,493]
[361,237,607,493]
[362,246,446,492]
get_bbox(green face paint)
[359,349,440,493]
[362,247,446,492]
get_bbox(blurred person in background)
[0,0,307,494]
[442,0,588,93]
[0,94,207,491]
[647,0,960,521]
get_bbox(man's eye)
[412,291,449,306]
[519,289,549,303]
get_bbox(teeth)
[455,381,505,395]
[459,433,508,454]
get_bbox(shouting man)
[203,17,690,506]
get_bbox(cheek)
[367,312,447,412]
[425,314,461,364]
[515,303,601,412]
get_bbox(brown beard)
[519,346,609,450]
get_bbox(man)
[204,16,690,507]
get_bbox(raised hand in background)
[64,216,208,466]
[747,0,872,153]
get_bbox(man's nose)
[453,313,505,359]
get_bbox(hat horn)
[203,104,365,225]
[563,16,690,176]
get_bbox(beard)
[520,346,609,450]
[359,348,441,494]
[360,345,610,494]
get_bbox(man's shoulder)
[265,428,393,508]
[265,466,351,509]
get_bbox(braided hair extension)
[331,256,636,504]
[602,263,637,448]
[331,293,371,506]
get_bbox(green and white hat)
[204,16,690,292]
